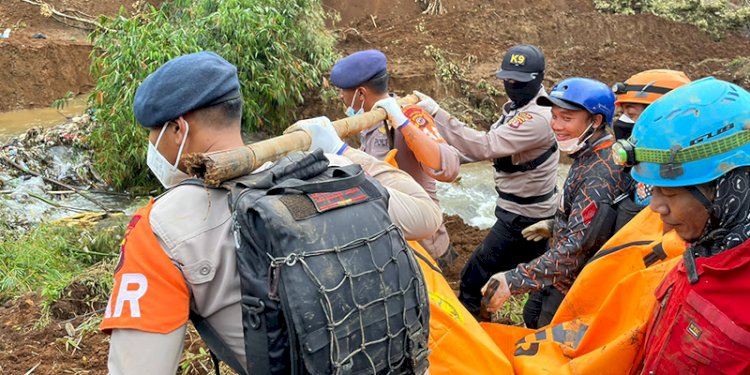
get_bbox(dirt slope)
[0,0,158,111]
[325,0,750,101]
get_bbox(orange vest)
[482,207,686,374]
[100,199,190,333]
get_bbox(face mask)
[613,113,635,141]
[503,72,544,108]
[557,120,596,154]
[345,89,364,117]
[146,120,190,189]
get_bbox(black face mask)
[613,115,635,140]
[504,72,544,108]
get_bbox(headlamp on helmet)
[612,139,637,167]
[611,82,627,96]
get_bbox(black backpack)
[193,149,430,375]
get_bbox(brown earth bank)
[0,296,110,374]
[2,0,749,111]
[0,0,158,111]
[327,0,750,102]
[0,295,216,374]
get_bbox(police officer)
[101,51,441,374]
[330,49,462,268]
[481,77,632,328]
[414,45,559,321]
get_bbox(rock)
[31,33,47,39]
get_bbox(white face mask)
[557,120,596,154]
[146,120,190,189]
[345,89,364,117]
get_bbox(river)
[0,97,88,142]
[437,162,570,229]
[1,104,570,228]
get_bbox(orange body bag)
[482,207,686,374]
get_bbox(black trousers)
[522,285,565,329]
[458,206,550,318]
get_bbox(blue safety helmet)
[537,77,616,126]
[616,77,750,187]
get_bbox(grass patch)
[0,217,126,313]
[495,295,527,325]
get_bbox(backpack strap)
[189,310,248,375]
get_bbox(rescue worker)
[610,69,691,230]
[618,77,750,372]
[481,77,632,328]
[330,49,461,268]
[413,44,559,321]
[101,51,443,374]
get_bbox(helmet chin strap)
[685,185,713,211]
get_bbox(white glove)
[413,90,440,116]
[521,219,554,242]
[284,116,347,155]
[373,97,410,128]
[481,272,512,313]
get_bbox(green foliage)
[495,295,528,325]
[593,0,750,39]
[51,91,75,111]
[88,0,337,189]
[0,220,124,307]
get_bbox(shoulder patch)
[581,201,598,226]
[508,112,534,129]
[402,105,445,142]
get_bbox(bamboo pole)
[185,94,419,186]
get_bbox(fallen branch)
[18,0,111,31]
[0,156,121,213]
[340,27,372,44]
[27,192,91,213]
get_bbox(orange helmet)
[612,69,690,106]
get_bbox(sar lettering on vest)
[105,273,148,318]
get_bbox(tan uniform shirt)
[432,88,559,219]
[360,122,460,258]
[106,148,442,375]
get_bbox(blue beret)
[330,50,388,89]
[133,51,241,128]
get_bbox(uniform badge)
[508,112,534,129]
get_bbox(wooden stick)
[185,94,420,186]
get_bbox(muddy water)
[437,161,571,229]
[0,97,88,142]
